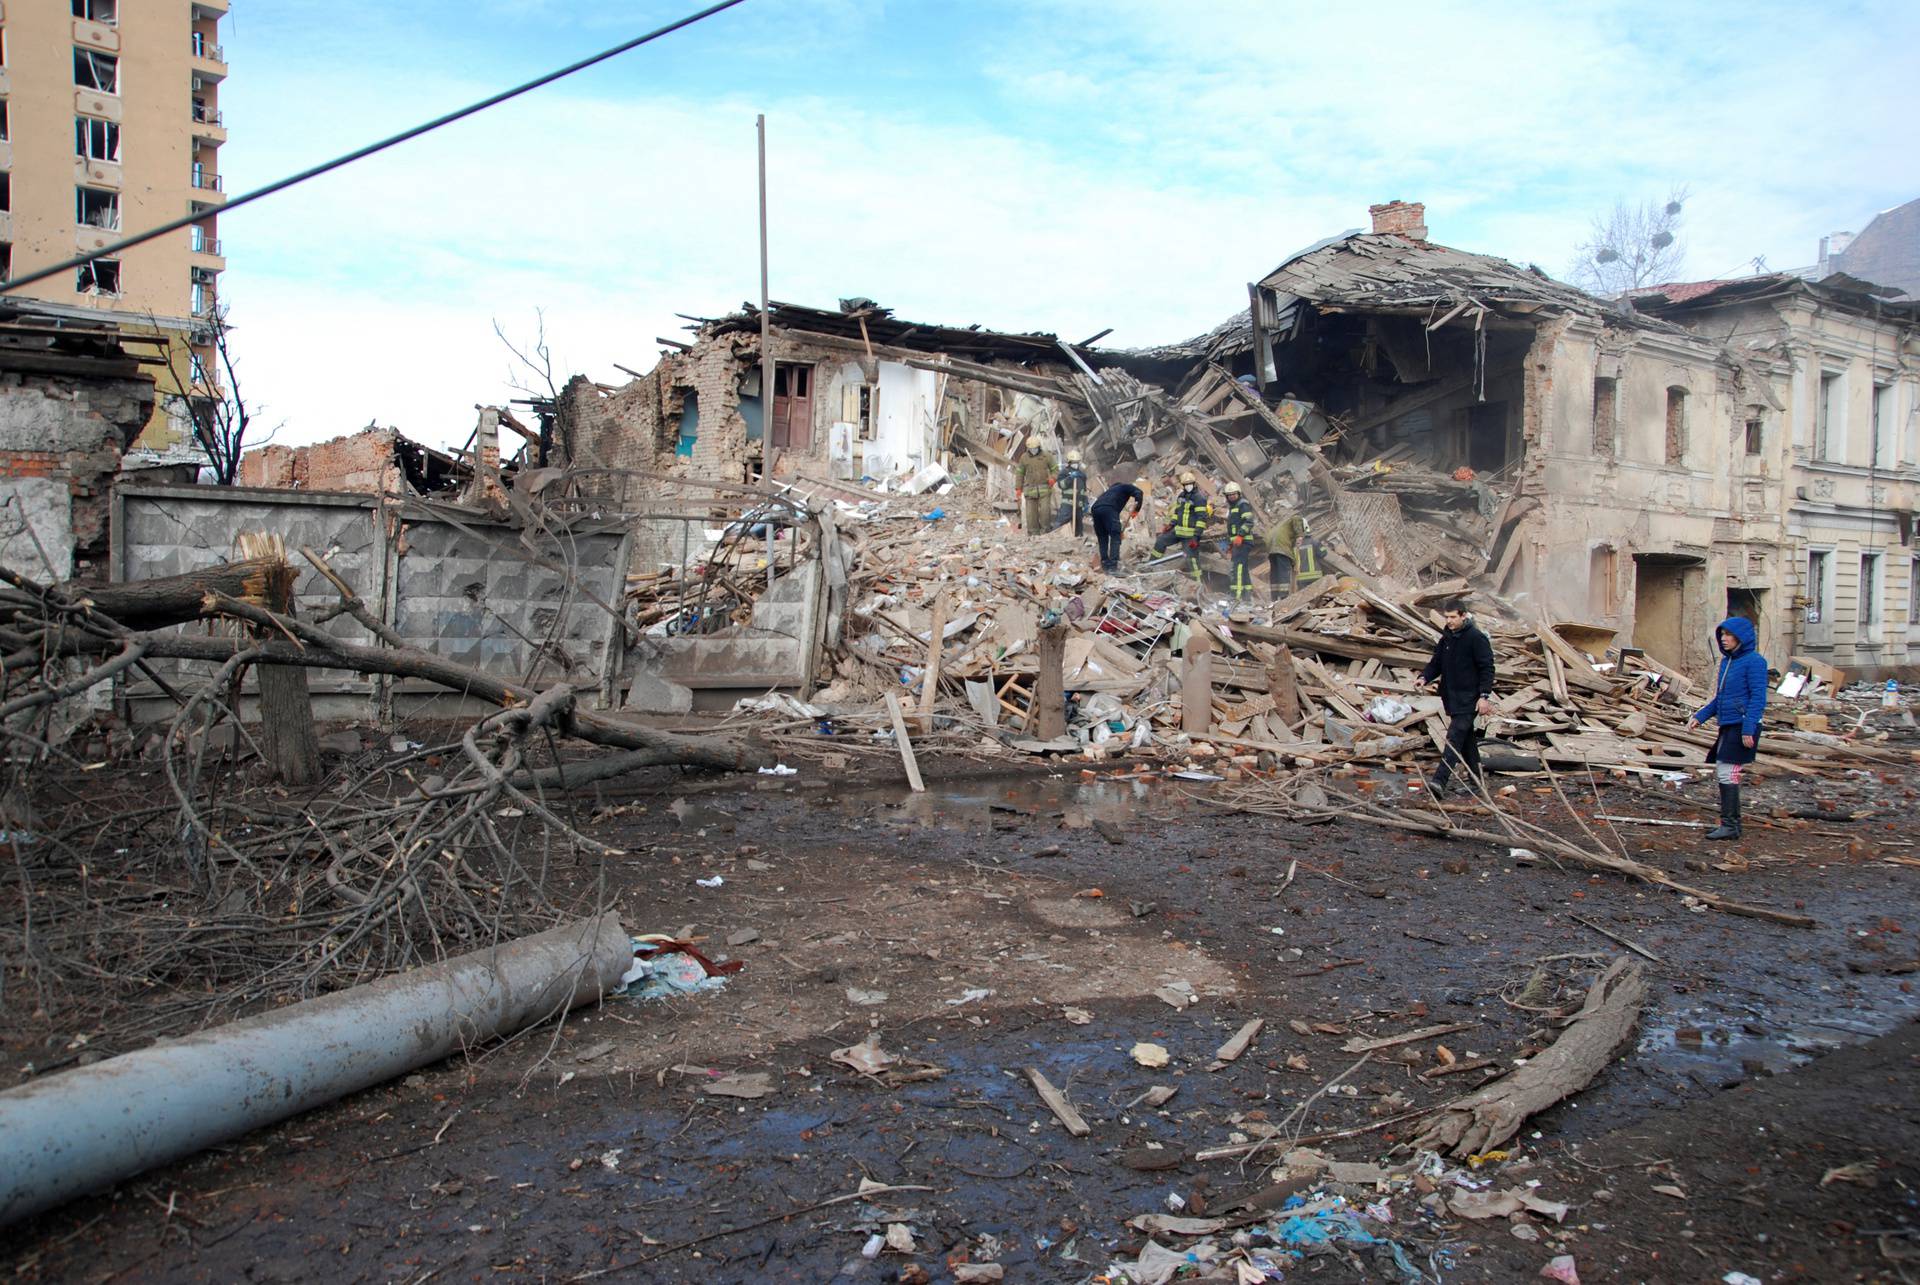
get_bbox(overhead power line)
[1,0,751,297]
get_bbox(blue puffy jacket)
[1692,616,1767,736]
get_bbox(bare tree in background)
[494,309,560,402]
[159,305,271,484]
[1571,187,1690,297]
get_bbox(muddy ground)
[6,751,1920,1283]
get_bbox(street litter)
[756,763,799,776]
[695,875,724,888]
[613,935,742,1001]
[1131,1042,1171,1068]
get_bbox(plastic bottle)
[1886,679,1901,709]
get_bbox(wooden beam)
[884,692,925,792]
[1034,620,1069,741]
[1182,629,1214,735]
[918,589,948,735]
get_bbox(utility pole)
[757,113,774,480]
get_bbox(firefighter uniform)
[1265,513,1306,601]
[1154,485,1213,583]
[1224,494,1257,600]
[1016,446,1058,535]
[1056,462,1089,532]
[1294,534,1325,586]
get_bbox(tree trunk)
[65,556,295,632]
[255,600,321,786]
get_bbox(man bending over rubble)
[1089,476,1144,572]
[1420,600,1496,797]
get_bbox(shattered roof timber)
[1635,271,1920,319]
[704,300,1076,367]
[1256,233,1626,319]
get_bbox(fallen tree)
[0,542,754,1057]
[1413,956,1648,1157]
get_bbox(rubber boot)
[1705,784,1742,841]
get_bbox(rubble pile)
[677,470,1907,783]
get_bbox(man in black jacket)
[1419,600,1496,796]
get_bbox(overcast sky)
[215,0,1920,451]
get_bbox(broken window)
[1816,370,1842,461]
[1590,377,1617,456]
[844,382,878,442]
[72,0,119,22]
[74,49,118,93]
[1587,546,1617,617]
[1873,382,1896,469]
[1806,550,1832,624]
[0,174,10,213]
[1861,552,1883,631]
[1663,387,1688,465]
[0,101,9,142]
[76,258,121,296]
[675,388,698,458]
[75,115,120,162]
[76,186,119,231]
[0,243,10,283]
[1744,418,1763,456]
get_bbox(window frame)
[1860,551,1883,632]
[74,49,119,94]
[75,185,120,232]
[76,257,122,296]
[75,115,121,163]
[72,0,120,24]
[1816,369,1843,462]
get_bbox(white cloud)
[217,0,1920,451]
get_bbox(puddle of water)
[1638,992,1920,1085]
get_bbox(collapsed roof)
[701,299,1079,369]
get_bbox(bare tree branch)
[1570,186,1691,297]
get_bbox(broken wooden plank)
[1340,1021,1477,1054]
[883,692,925,793]
[1209,1018,1264,1071]
[1024,1067,1091,1137]
[1182,629,1214,735]
[917,589,948,734]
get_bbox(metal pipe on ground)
[0,913,631,1229]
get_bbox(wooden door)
[772,364,814,450]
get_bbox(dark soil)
[5,754,1919,1282]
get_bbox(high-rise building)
[1,0,229,461]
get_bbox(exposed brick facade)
[238,428,404,494]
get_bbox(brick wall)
[0,368,155,562]
[237,428,403,494]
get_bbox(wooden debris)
[1209,1018,1264,1070]
[1024,1067,1091,1137]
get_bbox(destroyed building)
[1098,201,1789,677]
[0,304,157,580]
[1638,272,1920,676]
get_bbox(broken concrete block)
[623,674,694,715]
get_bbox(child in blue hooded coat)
[1686,616,1767,840]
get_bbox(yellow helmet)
[1066,449,1082,464]
[1223,481,1242,496]
[1179,471,1196,486]
[1026,435,1043,451]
